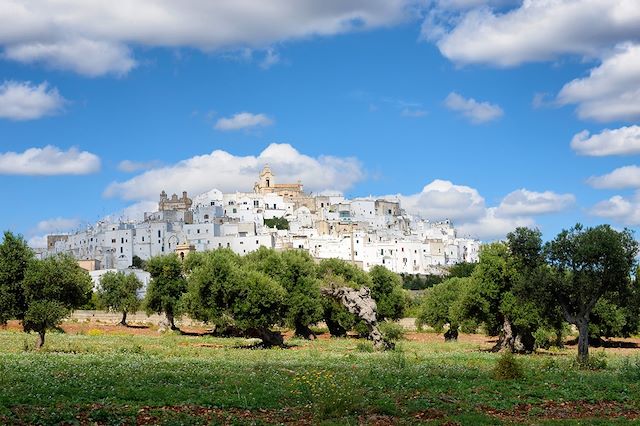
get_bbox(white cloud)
[5,39,135,77]
[0,145,101,175]
[444,92,503,123]
[34,217,81,233]
[0,0,410,76]
[27,216,82,248]
[260,48,280,69]
[118,159,162,173]
[433,0,640,66]
[497,189,575,216]
[104,143,364,201]
[457,208,535,240]
[214,112,274,131]
[557,43,640,122]
[401,108,428,117]
[394,180,573,240]
[0,80,65,120]
[103,200,158,223]
[587,165,640,189]
[571,126,640,156]
[590,192,640,225]
[27,235,47,249]
[397,179,487,222]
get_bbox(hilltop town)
[45,166,479,283]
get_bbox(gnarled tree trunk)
[321,286,394,351]
[577,317,589,362]
[120,311,128,326]
[246,328,284,348]
[444,326,458,342]
[166,312,179,331]
[36,329,46,349]
[491,317,534,353]
[294,321,316,340]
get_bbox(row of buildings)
[46,166,480,282]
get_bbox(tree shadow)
[566,337,639,349]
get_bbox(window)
[111,239,116,243]
[121,238,124,243]
[197,229,200,234]
[142,236,145,242]
[204,214,209,220]
[120,247,123,254]
[256,240,259,244]
[157,230,161,238]
[226,243,230,248]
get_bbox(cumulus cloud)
[394,181,573,240]
[457,208,536,240]
[433,0,640,66]
[0,80,65,120]
[34,217,81,233]
[397,179,487,222]
[557,43,640,122]
[27,235,48,249]
[444,92,503,123]
[0,145,101,175]
[0,0,410,76]
[104,143,364,201]
[5,39,136,77]
[587,165,640,189]
[27,216,82,248]
[497,189,575,216]
[118,159,162,173]
[103,200,159,223]
[215,112,274,131]
[571,126,640,156]
[590,192,640,225]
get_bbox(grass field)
[1,323,640,425]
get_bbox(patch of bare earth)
[483,400,640,422]
[135,405,312,425]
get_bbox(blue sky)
[0,0,639,245]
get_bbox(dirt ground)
[3,319,640,354]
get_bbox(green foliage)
[400,273,443,290]
[493,352,524,380]
[144,254,187,326]
[22,254,92,344]
[317,258,371,336]
[0,231,34,324]
[546,224,639,360]
[447,262,477,278]
[184,248,287,334]
[131,255,146,270]
[416,277,469,333]
[96,271,142,321]
[231,269,286,330]
[379,321,405,342]
[574,350,608,370]
[264,217,289,230]
[367,265,407,321]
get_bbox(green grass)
[1,329,640,425]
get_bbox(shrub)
[620,356,640,381]
[379,321,405,342]
[493,352,524,380]
[574,351,607,371]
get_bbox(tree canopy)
[97,271,143,326]
[22,254,92,348]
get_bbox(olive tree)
[184,249,287,346]
[317,258,371,337]
[96,271,142,326]
[22,254,92,348]
[546,224,638,362]
[144,254,187,330]
[416,277,470,341]
[245,248,324,339]
[0,231,33,324]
